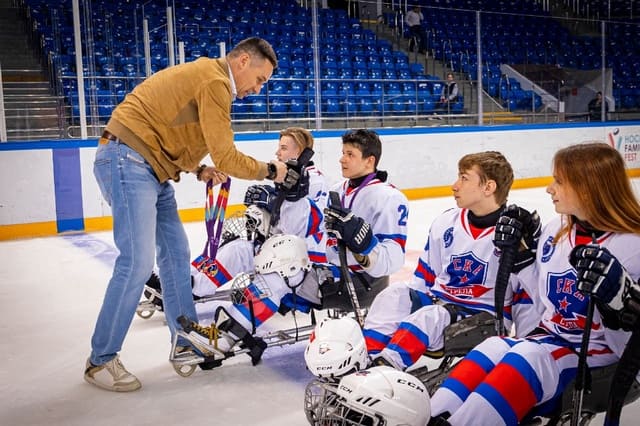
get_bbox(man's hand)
[195,165,227,185]
[270,160,287,184]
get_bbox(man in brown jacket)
[85,37,287,392]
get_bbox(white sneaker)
[84,355,142,392]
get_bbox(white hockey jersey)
[523,215,640,353]
[411,207,534,327]
[306,164,329,210]
[191,196,326,297]
[325,175,409,278]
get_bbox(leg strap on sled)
[217,310,267,366]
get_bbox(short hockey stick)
[571,294,595,426]
[604,309,640,424]
[494,242,516,336]
[328,191,365,327]
[571,235,598,426]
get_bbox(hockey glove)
[278,159,310,202]
[281,158,304,191]
[324,204,377,255]
[569,244,636,311]
[620,286,640,330]
[493,204,541,273]
[243,185,278,213]
[596,286,640,331]
[280,146,313,193]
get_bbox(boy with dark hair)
[175,129,410,369]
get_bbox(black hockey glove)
[620,286,640,330]
[243,185,278,213]
[493,204,541,273]
[279,147,314,192]
[281,158,304,191]
[324,204,377,255]
[596,286,640,331]
[277,159,310,202]
[569,245,635,308]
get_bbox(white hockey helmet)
[331,366,431,425]
[304,316,368,379]
[244,204,272,239]
[253,234,311,279]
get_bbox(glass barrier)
[2,0,639,140]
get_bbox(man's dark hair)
[229,37,278,68]
[342,129,382,168]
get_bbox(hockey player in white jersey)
[177,129,409,369]
[363,151,541,371]
[191,183,327,321]
[142,127,328,312]
[174,170,327,367]
[188,127,328,322]
[429,142,640,425]
[321,129,410,306]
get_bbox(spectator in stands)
[405,5,425,53]
[438,73,459,112]
[588,91,608,122]
[84,37,290,393]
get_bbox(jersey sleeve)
[360,188,409,278]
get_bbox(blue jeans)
[90,140,197,366]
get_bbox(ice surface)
[2,184,640,425]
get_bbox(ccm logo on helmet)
[397,378,426,393]
[339,384,353,394]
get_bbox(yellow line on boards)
[2,171,640,240]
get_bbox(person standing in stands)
[84,37,290,392]
[406,5,425,53]
[588,91,609,122]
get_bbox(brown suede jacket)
[105,57,268,183]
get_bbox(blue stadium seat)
[268,96,288,116]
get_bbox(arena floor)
[2,183,640,425]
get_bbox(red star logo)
[558,296,571,312]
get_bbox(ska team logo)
[443,251,491,298]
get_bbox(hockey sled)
[521,363,640,425]
[406,311,640,426]
[141,271,387,377]
[168,309,320,377]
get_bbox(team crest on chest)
[547,270,590,334]
[443,251,490,298]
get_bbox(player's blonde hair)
[279,127,314,153]
[553,142,640,242]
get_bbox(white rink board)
[1,123,639,227]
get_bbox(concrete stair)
[3,81,65,140]
[1,3,66,140]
